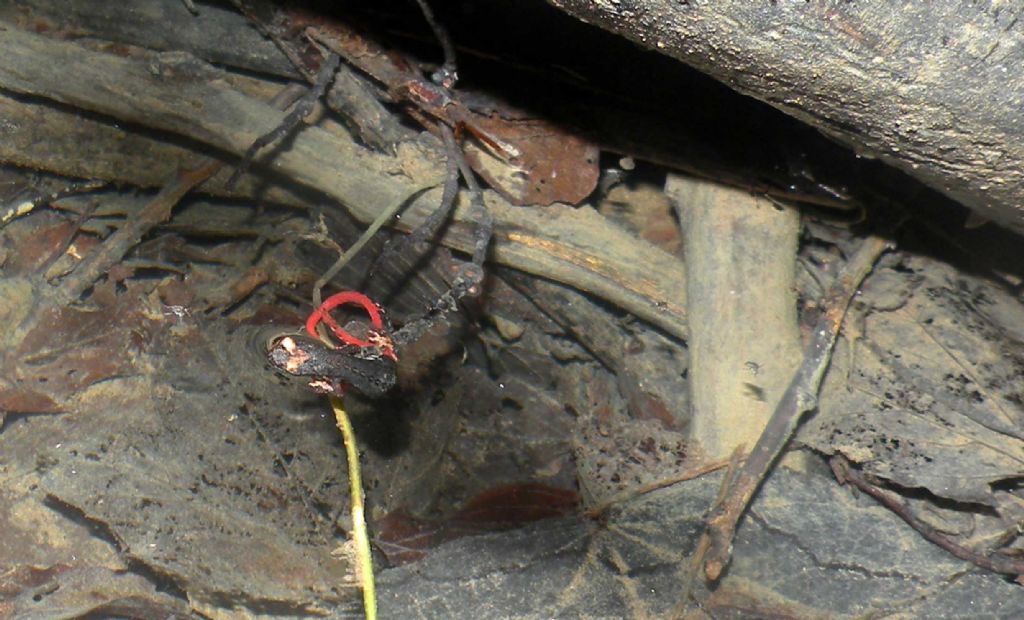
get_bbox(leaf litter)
[802,253,1024,506]
[800,250,1024,574]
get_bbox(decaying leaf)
[462,114,599,206]
[801,254,1024,507]
[375,483,580,566]
[575,416,696,508]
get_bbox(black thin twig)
[226,52,341,189]
[412,0,458,88]
[369,127,462,283]
[441,127,493,267]
[383,126,493,347]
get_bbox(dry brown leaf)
[802,255,1024,506]
[375,483,580,566]
[463,114,599,206]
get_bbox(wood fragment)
[0,90,309,208]
[668,174,802,460]
[0,27,687,339]
[546,0,1024,232]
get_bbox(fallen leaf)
[375,483,579,566]
[802,255,1024,506]
[462,114,599,206]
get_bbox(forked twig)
[584,456,732,520]
[698,234,892,581]
[386,125,493,347]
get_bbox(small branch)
[668,174,801,460]
[832,456,1024,579]
[584,457,731,520]
[699,234,892,581]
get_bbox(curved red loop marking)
[305,291,385,348]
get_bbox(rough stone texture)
[376,466,1024,618]
[547,0,1024,232]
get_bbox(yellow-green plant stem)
[312,183,436,308]
[329,394,377,620]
